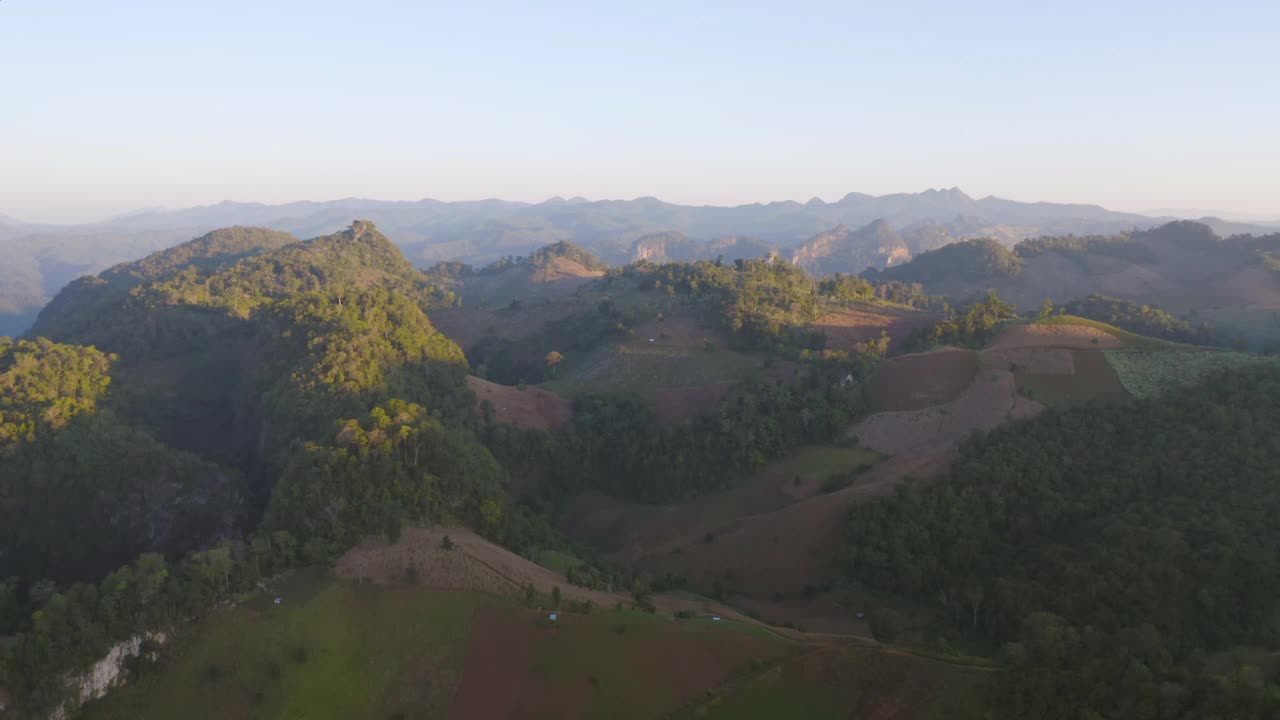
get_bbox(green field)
[77,575,816,720]
[81,572,487,720]
[1104,349,1280,398]
[533,548,580,573]
[755,444,884,484]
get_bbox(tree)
[1038,297,1054,320]
[551,586,562,610]
[869,607,906,643]
[544,351,564,377]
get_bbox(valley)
[3,218,1280,720]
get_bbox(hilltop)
[9,189,1273,339]
[871,221,1280,347]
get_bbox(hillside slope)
[875,221,1280,346]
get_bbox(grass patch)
[80,581,491,720]
[1033,315,1179,350]
[761,445,883,483]
[700,667,858,720]
[534,548,582,574]
[1104,349,1280,398]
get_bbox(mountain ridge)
[3,190,1277,339]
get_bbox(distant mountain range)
[2,188,1277,337]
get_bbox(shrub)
[869,607,906,644]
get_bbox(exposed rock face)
[47,633,166,720]
[791,220,912,276]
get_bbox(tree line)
[845,364,1280,719]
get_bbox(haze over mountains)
[2,188,1277,339]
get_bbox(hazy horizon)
[3,0,1278,224]
[4,188,1278,228]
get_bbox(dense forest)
[1061,295,1226,346]
[6,219,1280,719]
[845,364,1280,719]
[0,338,241,584]
[486,349,878,505]
[903,291,1019,351]
[0,223,551,717]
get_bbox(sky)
[2,0,1278,224]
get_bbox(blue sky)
[2,0,1277,222]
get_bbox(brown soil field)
[334,527,766,625]
[988,323,1124,350]
[869,348,979,411]
[1013,350,1131,409]
[431,299,589,352]
[451,604,786,720]
[1002,346,1075,374]
[1217,267,1280,309]
[852,351,1043,458]
[1094,262,1175,301]
[561,446,883,565]
[813,304,941,353]
[554,309,798,425]
[616,453,954,603]
[467,376,572,429]
[458,259,603,309]
[448,606,544,720]
[652,383,733,425]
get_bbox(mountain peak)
[922,187,973,201]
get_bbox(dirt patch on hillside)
[813,305,941,353]
[451,604,783,720]
[1094,262,1174,301]
[853,351,1043,458]
[334,527,764,624]
[989,324,1123,350]
[468,376,571,429]
[532,256,606,287]
[1002,347,1075,374]
[431,296,592,352]
[1217,267,1280,309]
[652,383,732,425]
[620,453,954,600]
[1013,350,1131,408]
[869,348,979,411]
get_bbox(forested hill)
[868,221,1280,347]
[846,363,1280,718]
[5,221,497,589]
[0,337,241,584]
[1,222,561,717]
[29,226,298,344]
[29,221,469,471]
